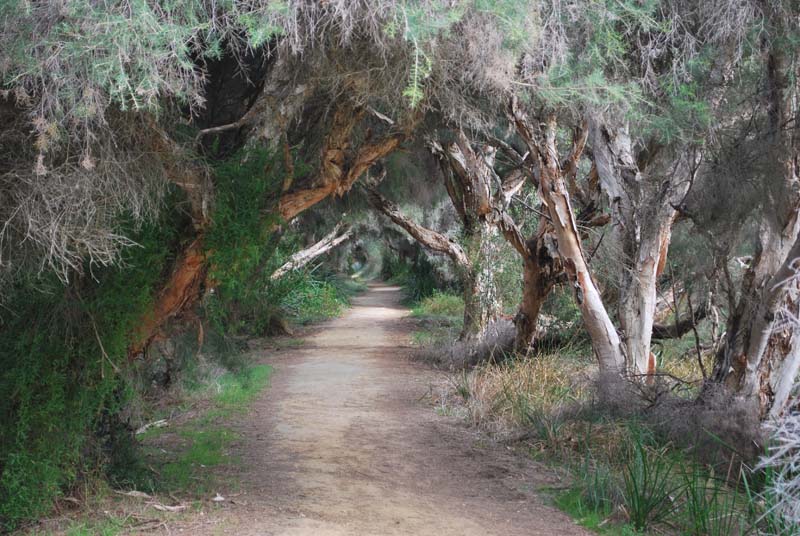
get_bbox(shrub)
[203,147,284,335]
[280,274,349,324]
[384,253,453,304]
[0,214,180,529]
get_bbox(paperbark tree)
[130,98,406,356]
[490,137,608,353]
[511,103,625,375]
[710,32,800,417]
[364,185,496,341]
[432,132,507,341]
[590,123,696,377]
[494,209,561,352]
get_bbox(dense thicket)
[1,0,800,530]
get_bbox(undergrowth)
[0,210,183,530]
[443,353,784,534]
[410,292,464,346]
[412,292,464,319]
[383,253,454,305]
[1,145,361,530]
[204,147,361,334]
[138,364,273,495]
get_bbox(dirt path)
[177,284,587,535]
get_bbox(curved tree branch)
[271,223,354,280]
[365,186,470,269]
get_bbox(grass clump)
[62,516,127,536]
[409,292,464,348]
[453,353,584,439]
[158,427,236,493]
[412,292,464,319]
[620,432,680,531]
[280,275,349,324]
[214,365,272,409]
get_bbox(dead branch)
[270,224,354,280]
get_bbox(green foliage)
[410,291,465,345]
[204,147,284,335]
[531,0,657,112]
[64,517,126,536]
[214,364,272,409]
[621,431,681,531]
[138,364,271,495]
[237,2,287,48]
[0,0,293,126]
[402,43,433,107]
[555,488,635,535]
[383,253,449,304]
[0,214,180,529]
[160,427,235,492]
[279,274,350,324]
[644,76,713,144]
[204,147,354,333]
[412,292,464,319]
[390,0,535,107]
[573,450,619,517]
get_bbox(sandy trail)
[177,284,587,535]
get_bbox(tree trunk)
[131,97,405,357]
[460,221,501,341]
[494,209,560,353]
[540,161,624,373]
[129,238,208,356]
[434,132,504,342]
[617,223,673,377]
[513,108,625,374]
[710,36,800,418]
[515,256,551,351]
[590,120,694,377]
[270,224,353,280]
[712,226,800,416]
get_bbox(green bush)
[203,147,353,332]
[383,253,453,304]
[203,147,285,335]
[412,292,464,318]
[0,215,180,529]
[279,272,352,324]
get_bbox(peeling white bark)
[271,224,354,280]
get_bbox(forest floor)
[162,282,588,535]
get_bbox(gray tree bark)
[709,24,800,417]
[590,122,694,377]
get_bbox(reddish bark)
[129,238,208,356]
[132,102,405,358]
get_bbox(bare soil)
[172,283,588,535]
